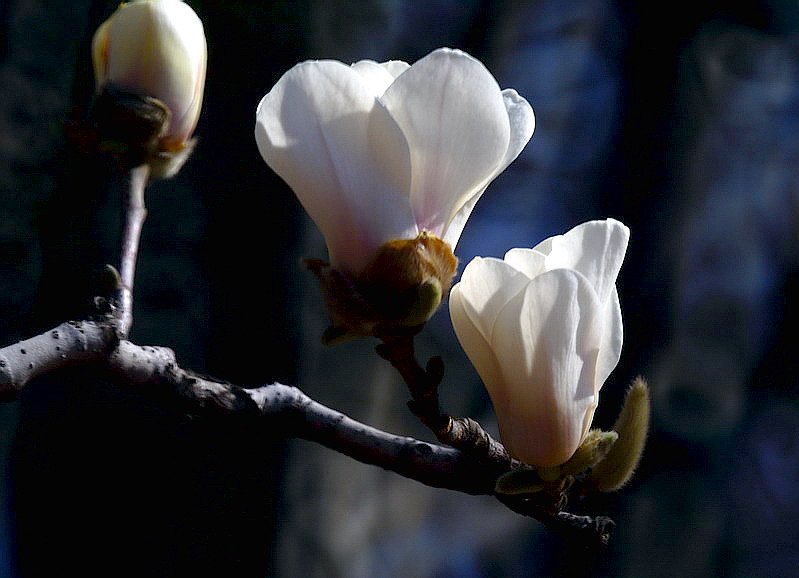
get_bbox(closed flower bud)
[92,0,206,152]
[450,219,630,467]
[590,377,650,491]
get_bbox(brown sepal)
[305,233,458,344]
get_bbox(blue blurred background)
[1,0,797,575]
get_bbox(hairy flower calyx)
[359,232,458,326]
[308,233,457,344]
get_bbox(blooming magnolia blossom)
[449,219,630,467]
[255,48,535,277]
[92,0,207,151]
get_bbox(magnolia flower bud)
[449,219,630,467]
[92,0,207,152]
[591,377,650,491]
[255,48,534,336]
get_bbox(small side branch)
[376,333,515,468]
[376,334,448,431]
[116,164,150,338]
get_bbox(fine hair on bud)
[591,377,650,492]
[559,429,619,477]
[494,467,548,496]
[357,233,458,324]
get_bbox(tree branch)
[0,322,613,546]
[376,333,517,469]
[115,164,150,338]
[0,323,504,496]
[0,320,115,399]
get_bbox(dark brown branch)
[376,334,448,431]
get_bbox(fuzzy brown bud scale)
[359,232,458,322]
[68,86,196,178]
[307,233,458,344]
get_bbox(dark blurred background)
[1,0,798,576]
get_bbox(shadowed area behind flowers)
[1,1,798,576]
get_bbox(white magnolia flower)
[449,219,630,467]
[255,48,534,277]
[93,0,207,151]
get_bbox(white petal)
[440,193,480,250]
[255,60,417,275]
[499,89,536,169]
[381,48,510,237]
[539,219,630,305]
[491,269,602,467]
[170,37,206,145]
[440,88,535,249]
[531,235,554,256]
[455,256,530,345]
[379,60,411,79]
[350,60,397,97]
[502,247,547,279]
[449,285,509,426]
[595,284,623,391]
